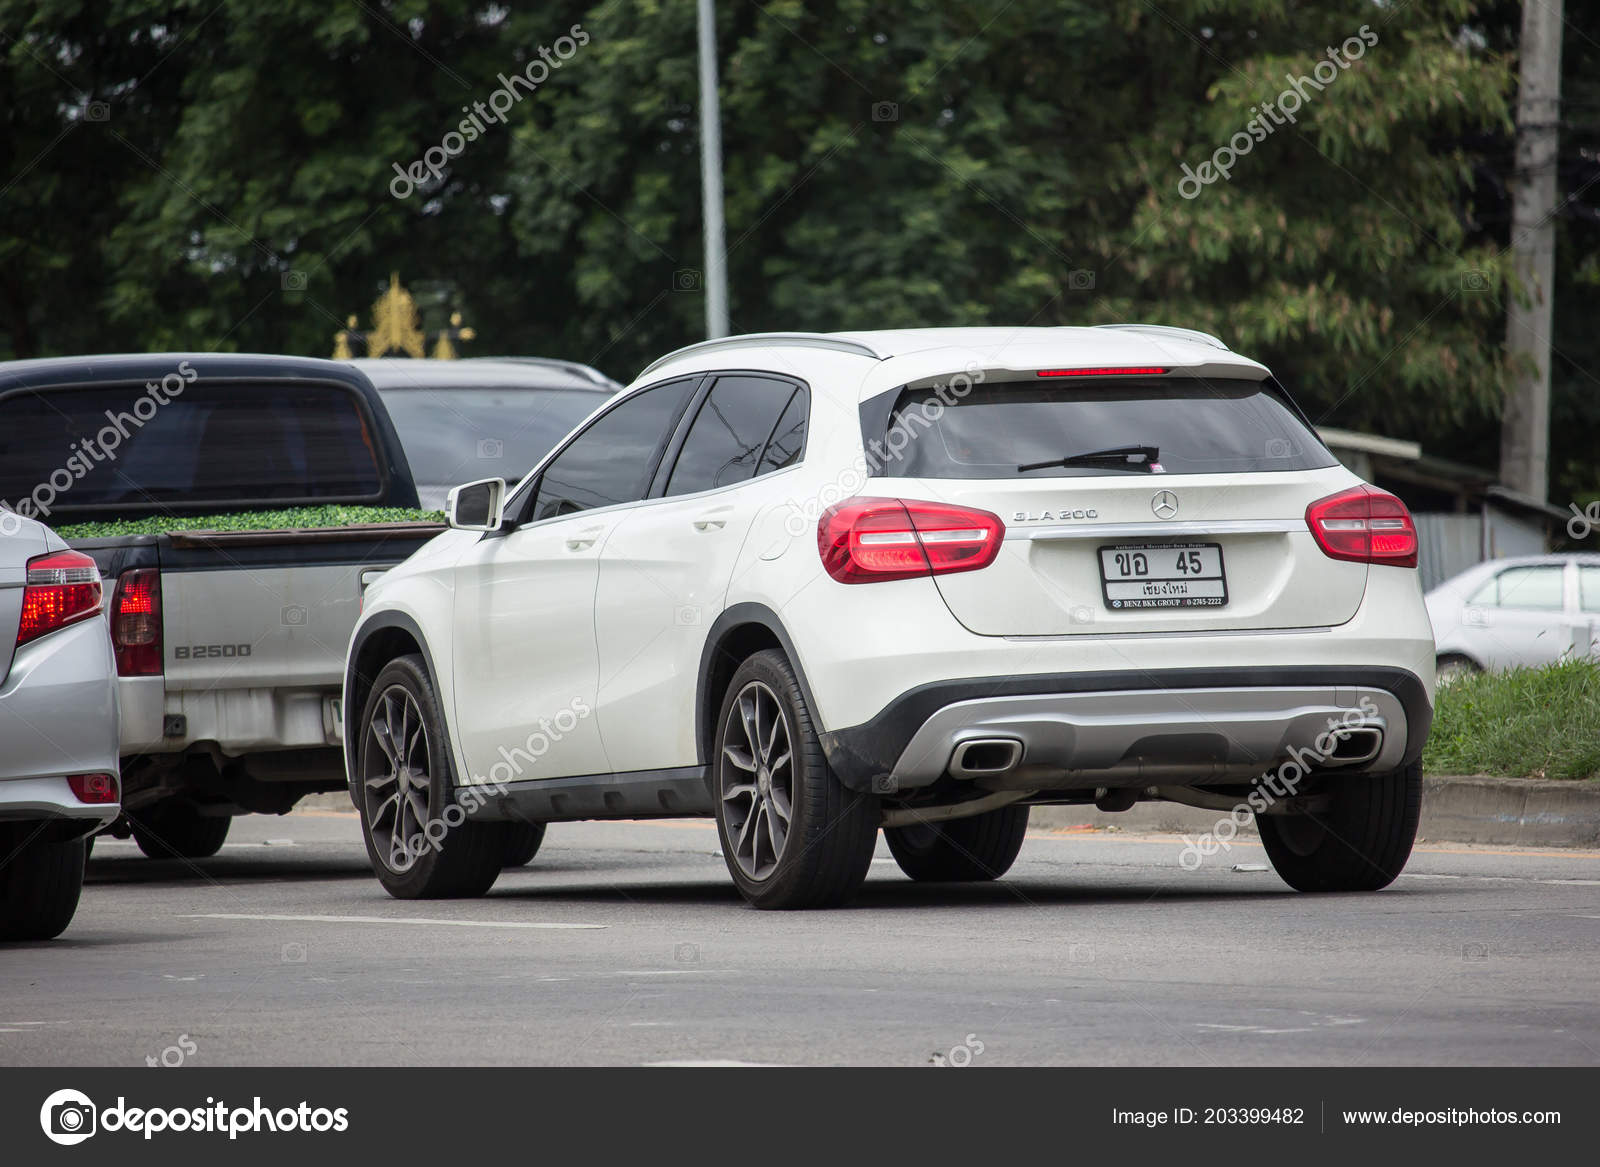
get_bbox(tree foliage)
[2,0,1595,498]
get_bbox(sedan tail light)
[1305,485,1418,568]
[819,497,1005,584]
[17,550,103,647]
[110,568,163,676]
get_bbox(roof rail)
[635,332,883,380]
[463,356,620,389]
[1093,324,1229,351]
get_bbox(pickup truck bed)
[75,522,441,808]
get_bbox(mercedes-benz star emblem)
[1151,490,1179,520]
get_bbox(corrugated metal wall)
[1413,509,1549,592]
[1414,513,1480,592]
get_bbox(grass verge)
[1423,658,1600,780]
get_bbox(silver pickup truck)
[0,352,614,859]
[0,353,445,858]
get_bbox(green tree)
[5,0,1594,510]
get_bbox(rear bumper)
[118,676,346,758]
[821,666,1431,792]
[0,618,121,829]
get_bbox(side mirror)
[446,478,506,532]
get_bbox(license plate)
[1098,543,1228,609]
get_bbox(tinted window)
[758,389,808,474]
[882,377,1336,479]
[665,377,800,497]
[529,379,695,521]
[1583,566,1600,614]
[378,386,603,490]
[0,380,382,516]
[1474,565,1565,611]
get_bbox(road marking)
[181,913,605,930]
[1027,829,1600,860]
[1399,873,1600,886]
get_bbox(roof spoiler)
[1093,324,1230,351]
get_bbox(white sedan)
[1427,554,1600,676]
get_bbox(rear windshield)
[376,385,601,489]
[883,377,1337,478]
[0,381,383,517]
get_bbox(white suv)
[345,327,1435,909]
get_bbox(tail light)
[110,568,163,675]
[67,772,119,804]
[1305,485,1418,568]
[1036,367,1168,377]
[17,550,103,647]
[819,497,1004,584]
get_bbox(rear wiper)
[1018,445,1160,473]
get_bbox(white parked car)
[0,516,120,940]
[345,327,1436,908]
[1426,554,1600,676]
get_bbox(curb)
[1028,775,1600,849]
[298,778,1600,849]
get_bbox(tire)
[501,821,547,868]
[712,649,879,909]
[355,653,506,899]
[885,805,1030,882]
[1435,654,1480,685]
[1257,762,1423,892]
[0,826,87,941]
[131,801,231,859]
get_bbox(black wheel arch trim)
[343,611,450,793]
[819,665,1434,792]
[694,603,827,774]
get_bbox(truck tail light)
[68,772,119,804]
[17,550,103,647]
[1305,485,1418,568]
[111,568,163,675]
[819,497,1005,584]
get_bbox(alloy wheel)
[361,684,432,873]
[719,680,795,880]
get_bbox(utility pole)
[696,0,729,339]
[1499,0,1564,502]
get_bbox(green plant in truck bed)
[55,506,446,540]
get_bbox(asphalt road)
[4,811,1599,1066]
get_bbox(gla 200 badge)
[1013,508,1098,522]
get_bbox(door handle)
[565,526,605,551]
[692,508,732,532]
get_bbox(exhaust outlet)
[949,738,1024,777]
[1326,727,1383,766]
